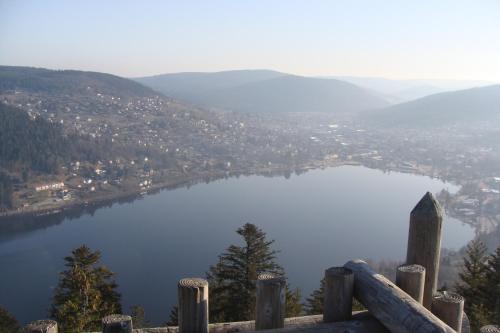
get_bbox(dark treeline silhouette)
[0,171,13,210]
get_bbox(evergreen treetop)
[206,223,301,322]
[51,245,122,332]
[0,306,20,333]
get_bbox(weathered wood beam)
[406,192,443,309]
[344,259,455,333]
[255,273,286,330]
[247,311,388,333]
[78,313,386,333]
[178,278,209,333]
[323,267,354,322]
[480,325,500,333]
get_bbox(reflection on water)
[0,166,473,324]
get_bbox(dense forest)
[1,103,69,173]
[0,103,107,173]
[0,171,13,210]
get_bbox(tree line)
[0,225,499,332]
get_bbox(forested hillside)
[0,66,157,98]
[0,104,104,174]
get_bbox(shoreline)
[0,159,471,230]
[0,159,352,221]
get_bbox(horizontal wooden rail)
[86,312,387,333]
[344,259,455,333]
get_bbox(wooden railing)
[24,193,499,333]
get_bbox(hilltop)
[134,69,286,102]
[365,84,500,127]
[0,66,157,99]
[136,70,390,114]
[331,76,494,103]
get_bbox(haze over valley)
[1,1,500,330]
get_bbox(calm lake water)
[0,166,474,325]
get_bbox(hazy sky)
[1,0,500,80]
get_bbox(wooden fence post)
[323,267,354,322]
[255,273,286,330]
[25,320,58,333]
[431,291,464,333]
[406,192,443,309]
[480,325,500,333]
[344,259,455,333]
[396,264,425,304]
[102,314,133,333]
[178,278,209,333]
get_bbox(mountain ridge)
[135,70,391,114]
[365,84,500,127]
[0,65,159,99]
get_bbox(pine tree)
[0,306,20,333]
[166,306,178,326]
[484,246,500,325]
[455,240,489,330]
[304,278,325,315]
[206,223,301,322]
[285,286,303,317]
[51,245,122,332]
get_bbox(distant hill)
[0,66,158,99]
[135,70,390,114]
[330,76,494,103]
[366,84,500,127]
[135,69,286,103]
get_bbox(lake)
[0,166,474,325]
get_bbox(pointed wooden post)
[323,267,354,322]
[431,291,464,333]
[481,325,500,333]
[255,273,286,330]
[25,320,58,333]
[102,314,133,333]
[178,278,209,333]
[396,264,425,304]
[406,192,443,309]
